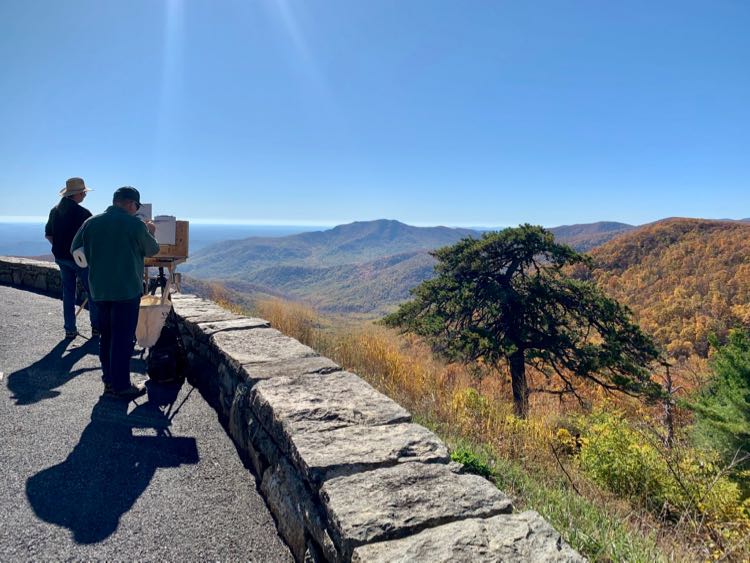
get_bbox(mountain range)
[181,219,637,314]
[181,216,750,359]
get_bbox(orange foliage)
[583,219,750,358]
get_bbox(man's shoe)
[105,383,146,399]
[64,330,78,339]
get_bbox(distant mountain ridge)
[183,218,640,314]
[181,220,477,313]
[182,219,477,276]
[549,221,635,252]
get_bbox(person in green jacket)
[72,186,160,399]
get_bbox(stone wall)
[0,257,583,562]
[0,257,62,297]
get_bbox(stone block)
[32,273,48,291]
[173,297,241,324]
[241,355,340,383]
[352,511,584,563]
[246,412,281,478]
[170,292,198,301]
[211,328,319,369]
[217,362,245,414]
[196,317,269,336]
[47,273,62,294]
[290,422,450,485]
[227,382,252,450]
[320,462,513,557]
[21,270,38,288]
[251,371,411,441]
[226,383,280,478]
[261,457,340,563]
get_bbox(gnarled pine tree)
[384,225,661,418]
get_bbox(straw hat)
[59,177,92,197]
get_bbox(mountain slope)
[550,221,634,252]
[582,218,750,357]
[181,219,477,278]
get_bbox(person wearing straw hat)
[72,186,159,399]
[45,177,100,339]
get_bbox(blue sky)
[1,0,748,227]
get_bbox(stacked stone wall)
[0,257,62,297]
[0,257,583,562]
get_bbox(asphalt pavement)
[0,285,293,562]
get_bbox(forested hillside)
[581,218,750,357]
[238,251,437,314]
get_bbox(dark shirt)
[45,197,92,261]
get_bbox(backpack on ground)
[147,311,188,384]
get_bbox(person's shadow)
[26,383,199,544]
[7,338,100,405]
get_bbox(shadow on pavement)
[26,382,199,544]
[7,338,100,405]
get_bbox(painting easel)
[144,220,189,297]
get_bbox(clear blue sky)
[1,0,748,227]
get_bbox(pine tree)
[384,225,662,417]
[690,329,750,460]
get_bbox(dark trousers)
[56,259,99,333]
[96,298,141,391]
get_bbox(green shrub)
[576,409,748,524]
[450,446,493,479]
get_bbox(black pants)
[96,297,140,391]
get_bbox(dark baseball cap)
[113,186,141,208]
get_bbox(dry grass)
[255,298,319,345]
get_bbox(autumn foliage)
[581,218,750,358]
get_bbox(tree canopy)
[384,225,662,417]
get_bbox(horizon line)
[0,215,512,229]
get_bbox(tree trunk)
[509,350,529,418]
[663,364,675,449]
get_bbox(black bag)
[147,312,188,384]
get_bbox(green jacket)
[71,205,160,301]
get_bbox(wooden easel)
[144,220,189,296]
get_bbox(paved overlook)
[0,285,293,561]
